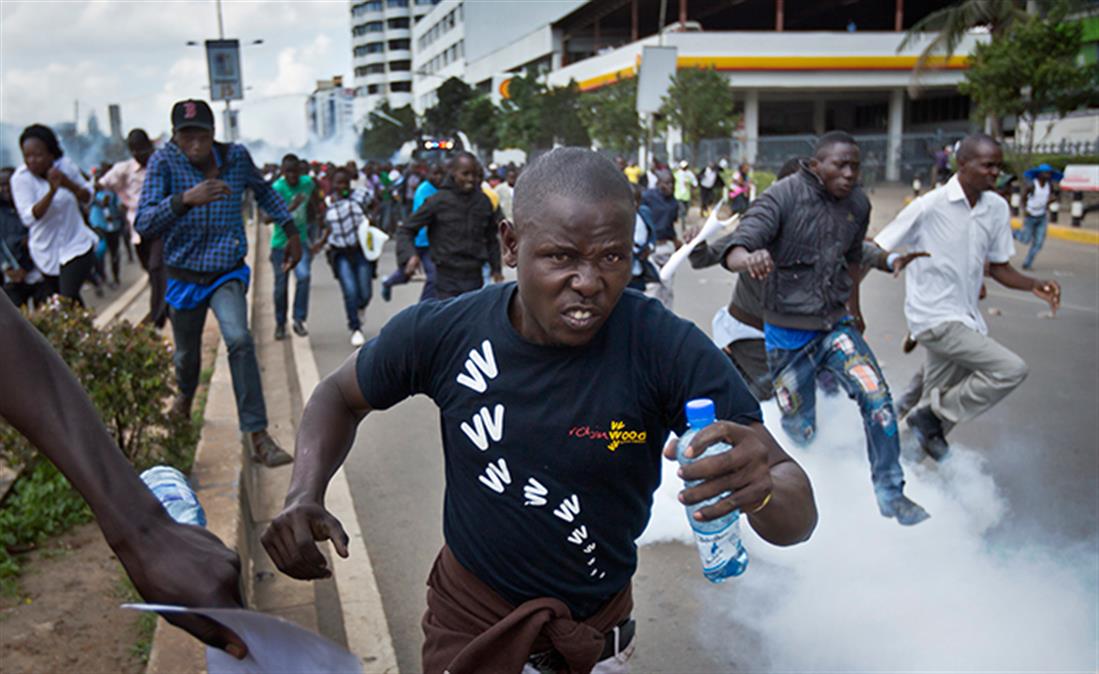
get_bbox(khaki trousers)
[915,321,1028,426]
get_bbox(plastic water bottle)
[677,398,749,582]
[139,466,206,527]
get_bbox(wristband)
[886,252,900,272]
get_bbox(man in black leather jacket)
[723,132,929,526]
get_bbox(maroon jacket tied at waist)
[421,545,633,674]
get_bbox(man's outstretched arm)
[988,262,1061,315]
[262,351,372,580]
[0,293,247,658]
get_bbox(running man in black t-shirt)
[263,149,817,673]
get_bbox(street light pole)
[215,0,233,141]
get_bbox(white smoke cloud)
[640,395,1098,671]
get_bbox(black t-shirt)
[356,282,761,618]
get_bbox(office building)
[307,76,356,141]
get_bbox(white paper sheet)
[658,198,739,284]
[123,604,363,674]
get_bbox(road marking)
[291,322,399,673]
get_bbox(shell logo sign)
[498,77,513,100]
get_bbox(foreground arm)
[665,421,817,546]
[262,353,370,580]
[0,294,246,657]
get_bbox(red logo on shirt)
[569,421,647,452]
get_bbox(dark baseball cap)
[171,99,215,131]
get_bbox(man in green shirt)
[270,153,316,340]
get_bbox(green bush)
[0,299,197,593]
[0,461,92,595]
[0,299,196,473]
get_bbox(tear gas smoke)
[639,395,1097,671]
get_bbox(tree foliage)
[658,67,737,153]
[498,74,590,151]
[423,77,474,135]
[578,77,644,154]
[459,94,500,158]
[959,8,1096,156]
[359,102,417,161]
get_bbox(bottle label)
[692,518,737,573]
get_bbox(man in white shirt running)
[875,134,1061,460]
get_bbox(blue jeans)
[382,246,436,301]
[331,248,374,330]
[170,279,267,433]
[1015,213,1047,269]
[766,320,905,501]
[270,246,311,327]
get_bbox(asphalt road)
[301,204,1098,672]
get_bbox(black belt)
[527,618,635,672]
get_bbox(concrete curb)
[1011,217,1099,246]
[93,275,149,329]
[290,321,399,673]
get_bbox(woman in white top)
[10,124,98,305]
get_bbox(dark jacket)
[640,188,678,241]
[400,181,502,276]
[691,231,890,329]
[724,165,870,330]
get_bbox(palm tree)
[900,0,1026,91]
[899,0,1086,134]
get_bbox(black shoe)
[274,324,287,340]
[907,406,950,461]
[878,494,930,526]
[292,320,308,337]
[245,430,293,467]
[381,282,392,302]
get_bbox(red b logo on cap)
[184,102,197,119]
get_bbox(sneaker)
[381,282,392,302]
[245,430,293,467]
[292,320,308,337]
[274,324,287,340]
[878,494,930,526]
[350,329,366,347]
[906,406,950,461]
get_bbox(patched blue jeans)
[766,320,905,501]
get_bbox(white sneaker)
[350,329,366,347]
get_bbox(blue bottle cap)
[685,398,716,429]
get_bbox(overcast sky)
[0,0,351,148]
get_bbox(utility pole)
[215,0,235,141]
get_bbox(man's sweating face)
[811,143,860,199]
[503,194,633,348]
[173,128,214,166]
[957,142,1002,195]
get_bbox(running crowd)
[1,94,1065,673]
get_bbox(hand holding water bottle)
[663,415,774,523]
[662,408,819,550]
